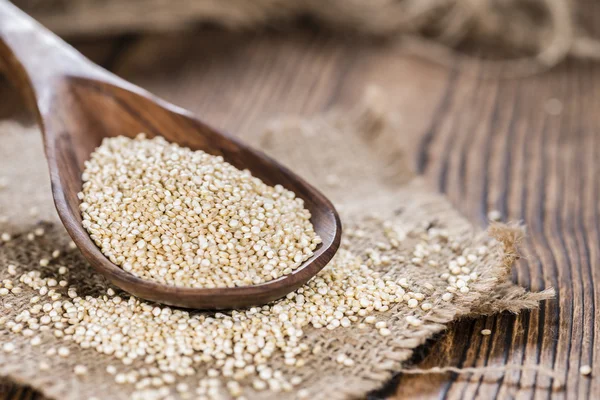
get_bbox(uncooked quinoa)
[1,218,489,399]
[8,246,411,398]
[78,134,321,288]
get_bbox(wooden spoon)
[0,3,341,310]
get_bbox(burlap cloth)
[0,93,554,399]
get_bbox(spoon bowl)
[0,3,341,309]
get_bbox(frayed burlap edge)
[324,225,555,400]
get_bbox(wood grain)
[0,3,341,310]
[392,59,600,399]
[1,20,599,400]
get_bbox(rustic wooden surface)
[1,26,599,400]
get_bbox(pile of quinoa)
[0,219,485,399]
[78,134,321,288]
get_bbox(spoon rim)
[47,77,342,309]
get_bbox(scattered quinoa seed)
[544,98,563,116]
[487,210,502,222]
[442,293,453,302]
[580,365,592,376]
[74,365,88,376]
[58,346,70,357]
[481,329,492,336]
[375,321,387,329]
[379,328,391,336]
[2,342,15,353]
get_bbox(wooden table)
[1,27,598,399]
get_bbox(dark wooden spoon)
[0,3,341,310]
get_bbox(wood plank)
[1,26,598,400]
[391,60,600,399]
[111,29,447,140]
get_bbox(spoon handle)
[0,2,111,116]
